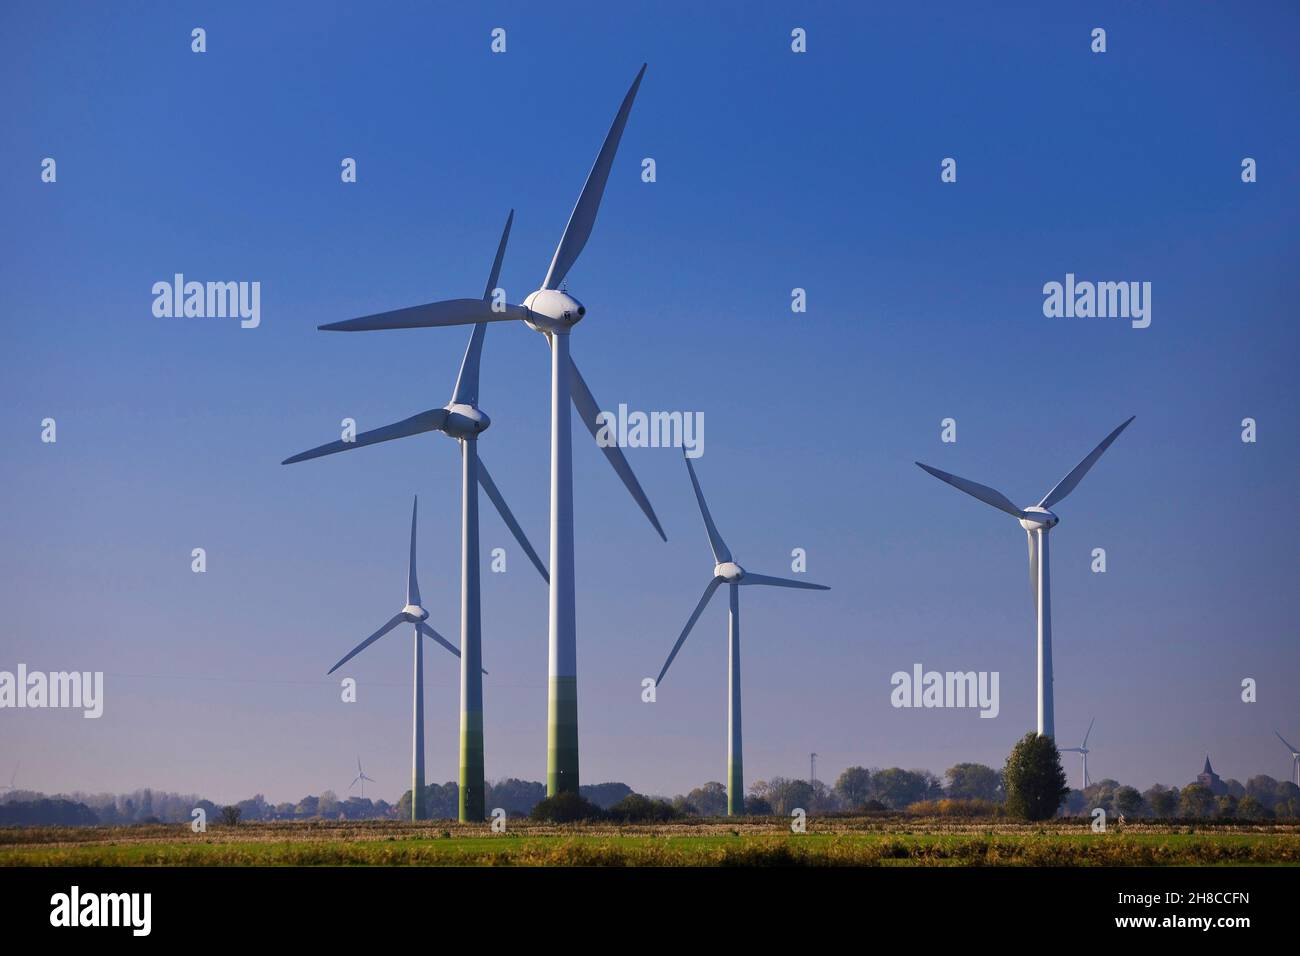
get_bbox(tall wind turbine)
[1059,717,1095,788]
[284,212,549,821]
[1277,731,1300,786]
[916,416,1134,738]
[315,497,464,820]
[350,757,376,799]
[315,66,666,796]
[655,456,829,816]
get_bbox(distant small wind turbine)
[655,455,829,816]
[350,757,375,799]
[1276,731,1300,786]
[0,763,17,795]
[320,497,472,820]
[916,416,1134,738]
[1059,718,1095,788]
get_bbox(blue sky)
[1,1,1297,804]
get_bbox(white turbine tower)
[350,757,376,799]
[655,455,829,816]
[1277,731,1300,786]
[315,65,665,796]
[318,497,468,820]
[0,763,16,797]
[1059,717,1095,788]
[916,416,1134,738]
[284,212,548,821]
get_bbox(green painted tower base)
[727,760,744,816]
[459,712,485,821]
[547,676,579,795]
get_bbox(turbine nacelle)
[442,402,491,438]
[714,561,744,582]
[522,289,586,333]
[401,604,429,622]
[1018,507,1059,532]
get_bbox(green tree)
[529,792,603,823]
[761,777,813,815]
[1177,783,1215,818]
[1236,794,1271,820]
[684,782,728,816]
[833,767,872,808]
[1002,733,1069,821]
[945,763,1001,802]
[1214,795,1239,818]
[606,794,679,823]
[1142,784,1177,817]
[486,778,546,817]
[219,805,241,826]
[580,782,633,810]
[1114,786,1144,817]
[871,768,932,810]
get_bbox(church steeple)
[1196,755,1226,795]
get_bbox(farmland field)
[3,817,1298,866]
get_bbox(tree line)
[3,748,1297,825]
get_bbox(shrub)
[605,794,680,823]
[1002,733,1069,821]
[528,792,604,823]
[906,798,1001,817]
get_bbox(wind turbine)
[284,211,549,821]
[350,757,376,799]
[655,455,829,816]
[315,65,666,796]
[1059,718,1095,788]
[315,497,466,820]
[916,416,1134,738]
[0,763,16,796]
[1276,731,1300,786]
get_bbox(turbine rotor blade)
[683,455,731,563]
[656,577,723,685]
[1277,730,1300,754]
[327,613,406,675]
[477,455,550,584]
[543,64,646,290]
[408,496,421,607]
[568,355,666,540]
[738,572,830,591]
[320,298,526,332]
[418,621,487,675]
[916,462,1026,519]
[282,409,449,464]
[452,210,515,407]
[1039,416,1136,509]
[418,620,459,659]
[1082,717,1095,748]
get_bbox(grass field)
[3,817,1299,866]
